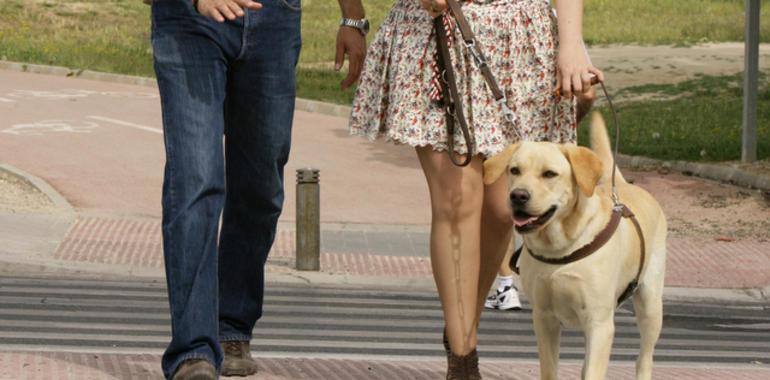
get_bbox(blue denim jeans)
[151,0,301,377]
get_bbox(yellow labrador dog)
[483,114,666,380]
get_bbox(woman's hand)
[419,0,448,18]
[556,42,604,99]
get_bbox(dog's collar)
[509,203,647,306]
[527,205,624,266]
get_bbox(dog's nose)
[510,189,530,205]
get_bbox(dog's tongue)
[513,214,538,227]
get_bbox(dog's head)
[483,142,603,234]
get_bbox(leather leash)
[433,0,522,167]
[434,14,475,167]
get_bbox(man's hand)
[196,0,262,23]
[335,27,366,90]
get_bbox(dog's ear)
[560,144,603,197]
[483,144,519,185]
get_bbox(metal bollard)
[296,168,320,271]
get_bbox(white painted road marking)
[7,89,158,100]
[88,116,163,135]
[2,120,98,136]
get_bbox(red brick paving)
[0,352,768,380]
[53,216,770,289]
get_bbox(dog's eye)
[510,167,520,175]
[543,170,558,178]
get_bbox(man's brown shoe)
[171,359,216,380]
[222,341,258,377]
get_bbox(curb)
[0,163,74,214]
[618,154,770,191]
[0,61,157,89]
[2,257,766,304]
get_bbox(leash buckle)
[611,187,621,207]
[496,97,524,139]
[465,40,488,69]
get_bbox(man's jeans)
[151,0,301,377]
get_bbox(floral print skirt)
[349,0,577,158]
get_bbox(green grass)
[0,0,154,76]
[299,0,386,64]
[583,0,770,46]
[2,0,770,73]
[578,73,770,162]
[296,68,357,104]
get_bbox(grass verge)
[2,0,770,72]
[578,74,769,162]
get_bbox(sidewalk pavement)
[1,68,768,299]
[1,352,769,380]
[0,67,769,378]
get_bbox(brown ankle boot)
[171,359,216,380]
[221,340,258,377]
[444,331,482,380]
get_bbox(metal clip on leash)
[472,36,522,140]
[441,0,524,147]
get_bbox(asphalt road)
[0,274,767,367]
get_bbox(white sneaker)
[484,292,499,309]
[484,286,522,311]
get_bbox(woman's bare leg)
[474,174,515,327]
[498,246,515,277]
[416,146,484,355]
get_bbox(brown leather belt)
[509,204,647,306]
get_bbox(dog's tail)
[589,112,627,184]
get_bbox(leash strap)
[616,206,646,306]
[444,0,506,104]
[434,0,523,166]
[434,15,475,167]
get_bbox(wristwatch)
[340,18,370,36]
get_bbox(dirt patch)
[588,43,770,92]
[625,168,770,241]
[0,171,55,213]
